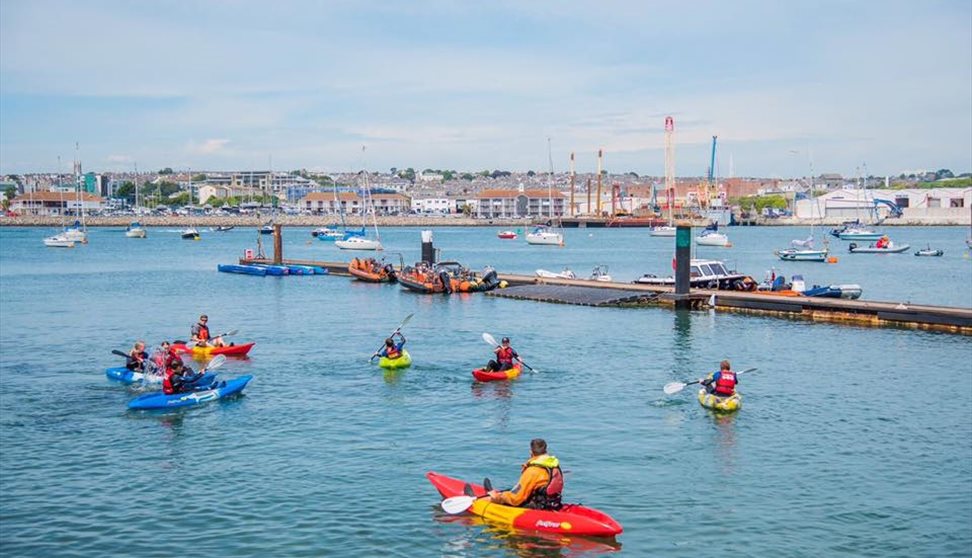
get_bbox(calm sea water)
[1,225,970,557]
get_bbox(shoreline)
[2,215,969,228]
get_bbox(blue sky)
[1,0,970,178]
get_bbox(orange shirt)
[493,458,552,507]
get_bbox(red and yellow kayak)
[471,363,522,382]
[427,471,622,538]
[172,342,255,357]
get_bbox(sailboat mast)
[547,137,554,220]
[134,162,139,210]
[664,116,675,226]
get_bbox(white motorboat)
[776,248,828,262]
[649,226,676,237]
[848,241,910,254]
[535,267,576,279]
[838,227,883,241]
[43,233,76,248]
[526,225,563,246]
[125,222,147,238]
[181,227,201,240]
[335,236,383,251]
[635,258,754,290]
[312,227,344,239]
[589,265,613,282]
[696,229,731,247]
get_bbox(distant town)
[2,164,970,225]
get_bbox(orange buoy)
[827,256,839,264]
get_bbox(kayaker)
[190,314,225,347]
[486,337,519,372]
[126,341,149,372]
[154,341,181,370]
[162,359,207,395]
[378,332,407,360]
[701,360,737,397]
[487,438,564,510]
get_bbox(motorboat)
[535,267,576,279]
[312,227,345,240]
[848,241,909,254]
[497,230,518,239]
[43,233,76,248]
[125,222,147,238]
[757,273,862,300]
[259,222,275,235]
[649,225,676,237]
[525,225,563,246]
[635,259,756,291]
[589,265,612,282]
[181,227,201,240]
[335,235,382,251]
[775,237,828,261]
[398,262,501,294]
[215,225,235,232]
[914,246,944,257]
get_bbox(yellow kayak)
[698,388,742,412]
[379,349,412,369]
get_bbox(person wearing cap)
[487,438,564,510]
[190,314,225,347]
[486,336,519,372]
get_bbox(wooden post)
[273,224,283,264]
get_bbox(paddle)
[442,479,495,514]
[482,332,538,373]
[369,313,414,362]
[664,367,757,395]
[187,329,239,348]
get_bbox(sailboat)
[63,147,88,243]
[696,221,731,247]
[316,181,365,241]
[335,171,382,251]
[126,166,147,238]
[526,139,565,246]
[44,179,78,247]
[775,162,827,262]
[831,166,882,240]
[651,116,677,237]
[181,172,201,240]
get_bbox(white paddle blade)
[400,313,414,328]
[482,332,498,346]
[441,495,476,515]
[204,355,227,371]
[223,329,239,337]
[663,382,687,395]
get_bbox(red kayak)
[427,471,622,538]
[472,363,522,382]
[171,342,255,357]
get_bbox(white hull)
[776,249,828,262]
[335,237,383,251]
[125,228,147,238]
[849,243,910,254]
[696,232,730,247]
[536,268,576,279]
[181,228,200,240]
[838,230,882,241]
[649,226,676,237]
[526,232,563,245]
[63,229,87,243]
[44,234,75,248]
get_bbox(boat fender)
[439,271,453,294]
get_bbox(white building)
[411,197,453,214]
[795,187,971,223]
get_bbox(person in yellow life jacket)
[486,337,519,372]
[487,438,564,510]
[190,314,225,347]
[378,332,407,360]
[701,359,737,397]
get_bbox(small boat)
[259,222,275,234]
[215,225,235,232]
[497,230,518,239]
[525,225,563,246]
[378,349,412,370]
[181,227,201,240]
[348,257,398,283]
[775,247,828,262]
[649,225,676,237]
[848,241,910,254]
[698,388,742,412]
[427,472,623,538]
[128,375,253,410]
[335,236,382,251]
[589,265,612,282]
[535,267,576,279]
[695,222,730,247]
[43,233,75,248]
[171,342,256,358]
[125,222,147,238]
[472,363,522,382]
[836,225,883,241]
[399,262,501,294]
[63,220,88,243]
[312,227,345,240]
[801,283,863,299]
[914,246,944,257]
[217,264,268,276]
[635,259,757,291]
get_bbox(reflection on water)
[672,310,693,374]
[434,509,621,557]
[472,380,514,430]
[705,409,738,474]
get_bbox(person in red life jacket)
[486,337,519,372]
[162,359,192,395]
[378,332,407,360]
[126,341,149,372]
[190,314,225,347]
[487,438,564,510]
[701,360,738,397]
[875,236,889,249]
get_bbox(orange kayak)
[471,363,522,382]
[172,342,255,357]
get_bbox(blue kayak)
[107,367,218,387]
[128,375,253,410]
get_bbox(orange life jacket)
[497,346,515,365]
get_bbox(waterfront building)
[10,191,104,216]
[795,187,971,223]
[474,189,567,219]
[300,191,410,215]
